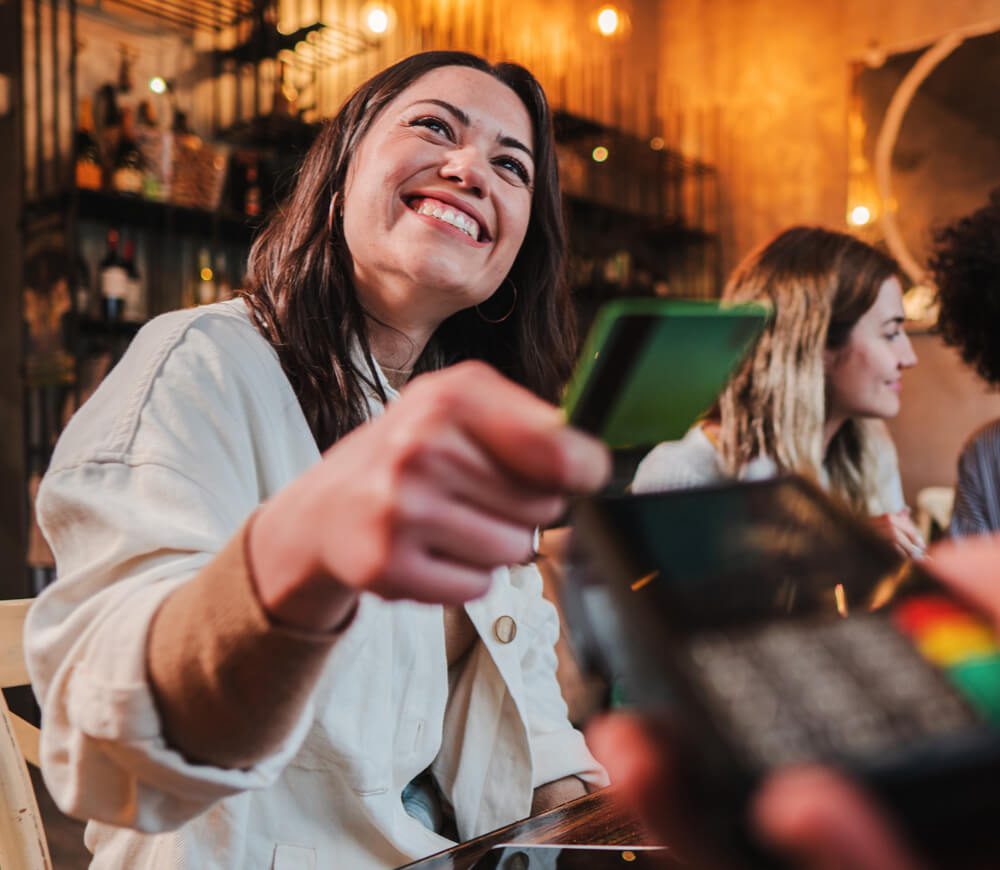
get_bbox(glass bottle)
[95,83,122,183]
[122,237,146,322]
[112,108,144,196]
[99,228,128,321]
[74,97,103,191]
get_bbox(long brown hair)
[241,51,575,450]
[718,226,900,512]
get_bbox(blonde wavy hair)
[717,226,900,513]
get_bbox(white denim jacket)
[26,299,607,869]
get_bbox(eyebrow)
[411,98,534,162]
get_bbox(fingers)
[890,511,926,559]
[871,513,926,561]
[403,362,612,495]
[591,718,925,870]
[269,363,610,617]
[754,766,921,870]
[398,483,537,567]
[925,532,1000,617]
[373,545,493,605]
[398,420,568,529]
[586,713,728,868]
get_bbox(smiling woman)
[633,226,925,560]
[342,66,536,369]
[242,51,573,448]
[24,52,610,869]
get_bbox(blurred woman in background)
[633,226,923,558]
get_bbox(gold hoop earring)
[476,278,517,324]
[327,192,342,233]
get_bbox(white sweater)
[26,299,606,869]
[633,424,906,515]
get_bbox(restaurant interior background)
[4,0,1000,604]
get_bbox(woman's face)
[342,65,535,332]
[824,276,917,421]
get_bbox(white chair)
[0,598,52,870]
[916,486,956,542]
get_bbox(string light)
[361,3,394,35]
[848,205,873,226]
[592,145,609,163]
[366,7,389,34]
[596,5,620,36]
[149,77,167,95]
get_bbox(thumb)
[753,766,921,870]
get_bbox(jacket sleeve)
[25,316,325,832]
[508,564,609,791]
[951,436,993,537]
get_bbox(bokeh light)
[366,7,389,34]
[848,205,873,226]
[597,6,620,37]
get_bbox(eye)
[408,115,454,139]
[493,154,531,186]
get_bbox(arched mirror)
[851,25,1000,324]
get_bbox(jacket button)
[493,615,517,644]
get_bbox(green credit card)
[563,298,770,449]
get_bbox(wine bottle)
[95,83,122,181]
[112,108,144,195]
[99,228,128,321]
[74,97,103,191]
[122,237,146,322]
[135,100,163,200]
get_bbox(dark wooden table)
[398,788,659,869]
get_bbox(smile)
[406,196,488,243]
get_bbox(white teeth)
[414,199,480,240]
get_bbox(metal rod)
[69,0,80,329]
[107,0,218,31]
[34,0,44,197]
[51,0,61,186]
[112,0,226,31]
[211,11,219,134]
[107,0,250,29]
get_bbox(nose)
[439,144,488,198]
[898,331,918,369]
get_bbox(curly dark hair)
[931,191,1000,386]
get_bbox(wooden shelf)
[24,189,261,245]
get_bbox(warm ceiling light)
[149,76,167,95]
[367,7,389,33]
[592,145,609,163]
[649,136,665,151]
[597,5,620,37]
[361,2,394,35]
[848,204,873,226]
